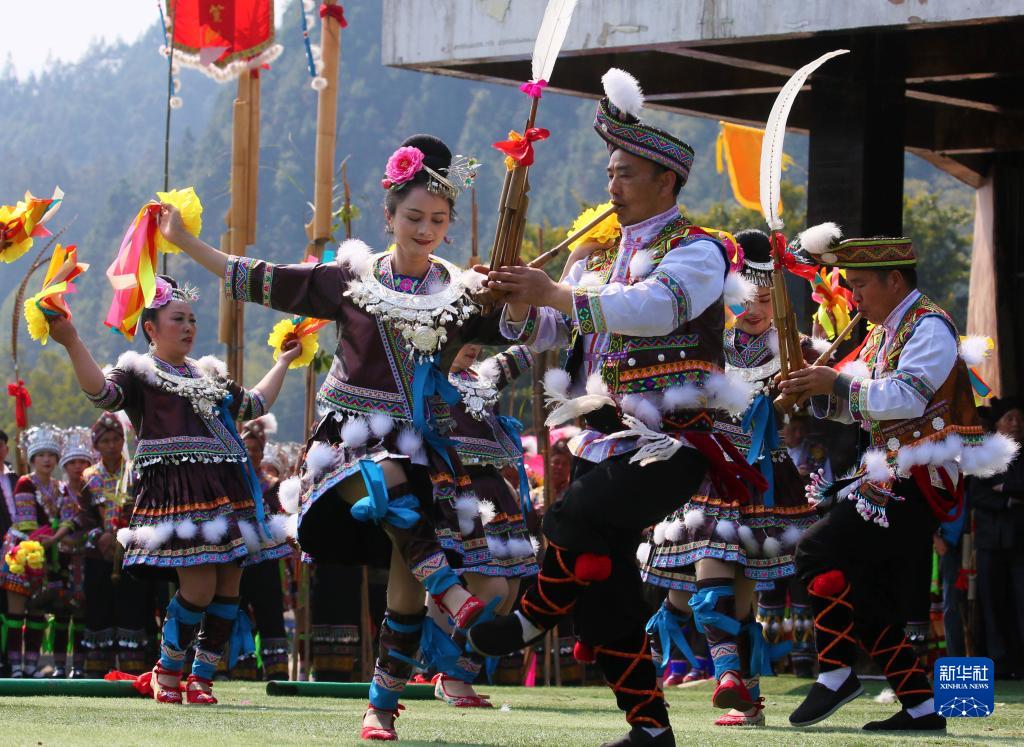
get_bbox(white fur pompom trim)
[115,351,157,384]
[454,495,481,536]
[961,432,1019,478]
[578,271,604,288]
[134,526,158,550]
[278,476,302,515]
[336,239,374,277]
[738,525,759,556]
[662,384,703,413]
[705,371,756,417]
[543,368,571,400]
[201,515,230,544]
[602,67,645,118]
[486,536,512,559]
[652,520,671,546]
[960,335,992,367]
[781,525,803,548]
[629,249,656,280]
[683,508,706,531]
[862,449,893,483]
[621,394,662,430]
[715,519,738,542]
[810,336,832,356]
[196,355,228,379]
[397,428,424,459]
[586,372,610,397]
[530,536,542,555]
[268,514,291,543]
[476,357,501,384]
[636,541,653,566]
[253,413,278,435]
[115,528,134,548]
[305,442,339,479]
[839,359,871,379]
[285,513,299,540]
[478,499,497,526]
[175,520,198,540]
[507,537,535,558]
[798,222,842,256]
[762,536,782,558]
[723,271,756,308]
[460,266,487,292]
[665,518,686,542]
[340,417,370,448]
[237,520,261,554]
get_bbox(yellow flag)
[715,121,792,213]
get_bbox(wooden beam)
[664,46,796,77]
[906,147,987,189]
[906,88,1004,115]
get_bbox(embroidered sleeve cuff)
[572,287,609,335]
[650,270,691,327]
[848,377,869,422]
[224,255,271,305]
[240,388,267,420]
[499,305,540,343]
[85,380,122,410]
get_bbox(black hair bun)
[400,133,452,173]
[734,229,772,265]
[156,274,179,289]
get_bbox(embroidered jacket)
[86,353,264,468]
[501,208,733,462]
[223,247,503,437]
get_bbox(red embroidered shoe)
[715,699,766,726]
[361,704,404,741]
[434,673,493,708]
[712,672,755,710]
[151,664,183,704]
[184,674,218,704]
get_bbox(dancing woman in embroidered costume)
[639,229,822,727]
[47,277,300,705]
[158,134,507,741]
[430,343,539,706]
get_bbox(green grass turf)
[0,676,1021,746]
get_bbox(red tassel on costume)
[7,380,31,428]
[574,553,612,582]
[955,568,972,592]
[319,3,348,28]
[573,640,597,664]
[809,569,847,597]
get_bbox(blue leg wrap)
[690,586,742,680]
[350,460,420,529]
[160,596,204,673]
[645,600,699,674]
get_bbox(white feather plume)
[723,271,756,308]
[531,0,578,83]
[960,335,992,367]
[476,357,501,384]
[336,239,374,277]
[478,499,497,526]
[543,368,571,401]
[585,373,610,397]
[278,476,302,515]
[810,336,832,356]
[602,68,644,118]
[460,266,487,292]
[797,222,843,256]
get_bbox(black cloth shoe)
[863,710,946,732]
[789,671,864,727]
[600,726,675,746]
[468,614,544,657]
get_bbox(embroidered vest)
[596,217,728,427]
[859,294,983,455]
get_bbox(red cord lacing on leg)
[807,573,858,669]
[593,633,667,729]
[866,625,932,699]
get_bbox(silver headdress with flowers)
[61,426,97,467]
[22,424,64,461]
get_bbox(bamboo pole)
[529,204,616,269]
[775,312,863,412]
[469,187,479,266]
[307,0,342,253]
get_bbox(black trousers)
[542,447,708,644]
[84,557,155,632]
[239,559,287,640]
[796,478,938,628]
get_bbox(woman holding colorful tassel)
[159,134,512,741]
[46,276,300,704]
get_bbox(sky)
[2,1,288,80]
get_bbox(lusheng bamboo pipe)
[528,204,616,269]
[774,311,863,413]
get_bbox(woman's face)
[31,450,58,477]
[145,300,196,360]
[388,186,451,267]
[996,408,1023,441]
[736,286,773,336]
[63,458,91,483]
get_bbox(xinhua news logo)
[934,657,995,718]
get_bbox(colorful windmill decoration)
[0,187,64,264]
[24,244,89,345]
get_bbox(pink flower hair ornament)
[147,277,200,310]
[382,146,426,190]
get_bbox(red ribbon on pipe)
[7,380,31,429]
[492,127,550,167]
[319,3,348,28]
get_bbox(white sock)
[642,727,668,737]
[907,698,935,718]
[514,610,543,641]
[817,666,852,691]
